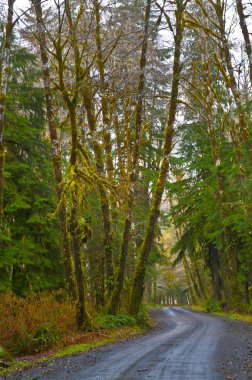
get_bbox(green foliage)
[9,326,60,355]
[0,346,12,361]
[170,89,252,307]
[136,304,153,327]
[1,39,63,294]
[205,297,222,313]
[96,314,137,329]
[33,326,60,352]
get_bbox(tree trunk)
[0,0,15,226]
[62,0,92,329]
[214,0,249,142]
[32,0,76,300]
[192,259,207,301]
[236,0,252,87]
[108,0,152,314]
[244,280,250,305]
[113,102,126,182]
[208,243,222,302]
[82,85,114,295]
[182,256,197,304]
[0,0,15,291]
[129,0,185,315]
[69,107,91,329]
[94,0,115,181]
[184,256,202,302]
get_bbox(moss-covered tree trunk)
[108,0,152,315]
[94,0,115,181]
[208,243,222,302]
[129,0,186,315]
[32,0,76,300]
[82,85,114,296]
[113,101,126,182]
[236,0,252,86]
[59,0,92,329]
[68,106,91,329]
[0,0,15,226]
[213,0,249,143]
[183,255,202,302]
[182,257,197,304]
[192,259,207,301]
[0,0,15,290]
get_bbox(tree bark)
[236,0,252,87]
[31,0,76,300]
[94,0,115,181]
[192,258,207,300]
[0,0,15,227]
[0,0,15,291]
[61,0,92,329]
[82,84,114,296]
[213,0,249,142]
[182,257,197,304]
[208,243,222,302]
[129,0,186,315]
[108,0,152,314]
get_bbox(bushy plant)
[96,314,136,330]
[33,326,60,352]
[205,297,222,312]
[136,304,153,327]
[0,346,12,361]
[0,291,76,355]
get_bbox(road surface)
[6,307,252,379]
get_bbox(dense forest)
[0,0,252,353]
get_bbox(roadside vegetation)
[0,291,150,376]
[190,300,252,324]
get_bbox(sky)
[15,0,52,12]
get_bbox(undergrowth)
[189,297,252,323]
[96,314,137,329]
[0,291,76,356]
[0,292,149,359]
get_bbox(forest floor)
[2,307,252,380]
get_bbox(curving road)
[8,307,252,380]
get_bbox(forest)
[0,0,252,358]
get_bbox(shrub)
[136,304,153,328]
[96,314,136,330]
[205,297,222,312]
[33,326,60,352]
[0,291,76,355]
[0,346,12,361]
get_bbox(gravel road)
[5,307,252,380]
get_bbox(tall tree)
[129,0,188,315]
[0,0,15,289]
[31,0,76,300]
[108,0,152,314]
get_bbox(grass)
[189,305,252,323]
